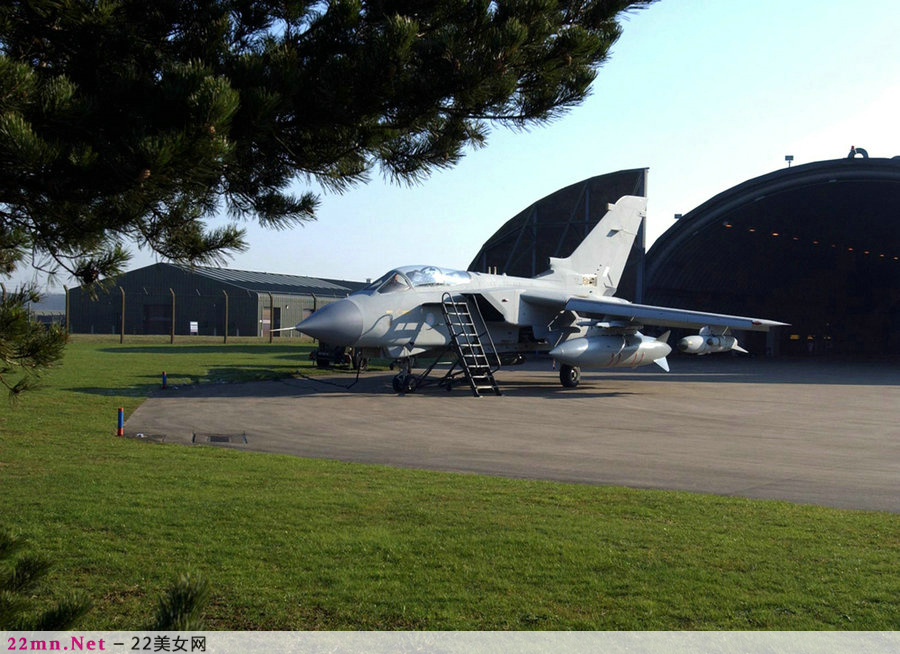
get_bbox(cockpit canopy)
[361,266,472,294]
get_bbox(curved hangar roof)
[645,157,900,354]
[469,168,647,279]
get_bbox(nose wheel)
[392,372,418,394]
[559,364,581,388]
[392,357,418,394]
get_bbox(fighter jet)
[295,195,786,391]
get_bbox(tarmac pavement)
[124,357,900,513]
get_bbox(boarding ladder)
[441,293,502,397]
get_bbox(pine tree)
[1,0,654,283]
[0,1,653,391]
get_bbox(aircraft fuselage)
[290,195,784,388]
[296,264,614,360]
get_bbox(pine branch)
[28,594,92,631]
[149,573,211,631]
[1,0,657,290]
[0,529,92,630]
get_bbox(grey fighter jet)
[295,196,786,390]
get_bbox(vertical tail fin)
[545,195,645,294]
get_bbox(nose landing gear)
[392,358,418,394]
[392,372,417,394]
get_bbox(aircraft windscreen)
[362,270,412,294]
[398,266,471,287]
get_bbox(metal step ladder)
[441,293,502,397]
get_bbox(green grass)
[2,337,899,629]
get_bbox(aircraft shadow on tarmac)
[405,356,900,387]
[69,359,900,399]
[594,358,900,386]
[68,369,634,400]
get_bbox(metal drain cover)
[192,432,248,444]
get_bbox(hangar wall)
[68,263,361,337]
[645,157,900,355]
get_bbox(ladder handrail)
[440,292,502,396]
[442,293,501,371]
[466,294,502,372]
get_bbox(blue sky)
[11,0,900,290]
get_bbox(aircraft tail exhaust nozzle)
[295,299,364,345]
[677,330,747,356]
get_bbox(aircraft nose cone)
[296,300,363,345]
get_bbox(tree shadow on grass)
[67,366,304,396]
[98,344,312,356]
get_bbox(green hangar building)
[67,263,364,337]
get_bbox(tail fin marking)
[545,195,646,294]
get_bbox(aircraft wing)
[519,289,572,308]
[563,297,788,332]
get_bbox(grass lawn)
[1,337,899,629]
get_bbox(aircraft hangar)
[469,156,900,357]
[468,168,649,298]
[66,263,363,337]
[645,156,900,356]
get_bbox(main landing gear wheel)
[392,374,404,393]
[560,364,581,388]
